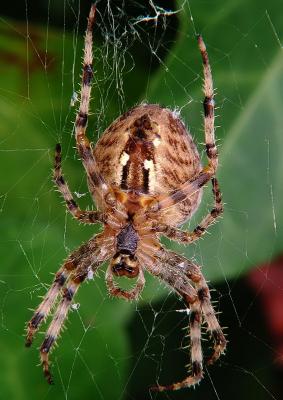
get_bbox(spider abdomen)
[94,104,202,225]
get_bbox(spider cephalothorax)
[110,224,140,278]
[26,5,226,391]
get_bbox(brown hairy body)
[94,104,202,225]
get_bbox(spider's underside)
[26,5,226,391]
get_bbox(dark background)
[0,1,283,399]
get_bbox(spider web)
[0,0,283,399]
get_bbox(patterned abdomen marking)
[94,104,202,225]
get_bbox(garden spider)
[26,4,226,391]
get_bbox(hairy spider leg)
[74,5,109,197]
[54,143,104,224]
[26,234,113,381]
[26,241,95,347]
[152,177,223,243]
[147,36,220,213]
[165,252,227,365]
[153,298,204,392]
[194,274,227,365]
[40,268,88,384]
[38,236,113,384]
[137,248,198,303]
[138,247,225,391]
[137,248,203,390]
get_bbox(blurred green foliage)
[0,0,282,399]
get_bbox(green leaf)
[1,1,283,398]
[146,0,283,283]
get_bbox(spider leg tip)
[197,35,207,52]
[89,3,97,20]
[149,381,179,392]
[46,374,54,385]
[55,143,61,152]
[197,34,203,42]
[25,328,36,347]
[149,384,165,392]
[43,365,54,385]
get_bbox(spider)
[26,4,226,391]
